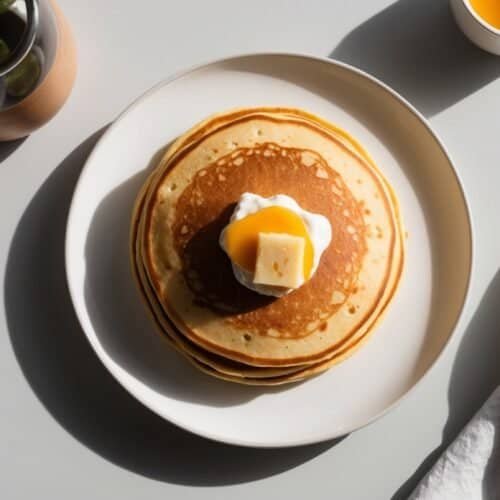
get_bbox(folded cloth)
[409,386,500,500]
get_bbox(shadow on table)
[330,0,500,117]
[4,129,339,485]
[0,137,26,163]
[391,270,500,499]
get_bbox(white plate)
[65,53,473,447]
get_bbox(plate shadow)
[4,129,339,485]
[331,0,500,117]
[0,137,26,163]
[391,270,500,499]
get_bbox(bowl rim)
[65,52,475,448]
[461,0,500,36]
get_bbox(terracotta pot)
[0,0,77,141]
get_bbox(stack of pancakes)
[130,107,404,385]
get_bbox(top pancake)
[141,108,403,367]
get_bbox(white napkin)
[409,386,500,500]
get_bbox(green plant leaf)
[0,0,15,15]
[5,50,41,97]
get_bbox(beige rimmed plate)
[65,53,472,447]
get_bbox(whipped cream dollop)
[219,193,332,297]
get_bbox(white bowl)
[451,0,500,55]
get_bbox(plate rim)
[65,52,474,448]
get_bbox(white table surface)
[2,1,500,498]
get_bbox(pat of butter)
[254,233,305,289]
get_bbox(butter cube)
[254,233,305,288]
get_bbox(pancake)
[134,109,403,371]
[135,107,404,370]
[140,110,402,368]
